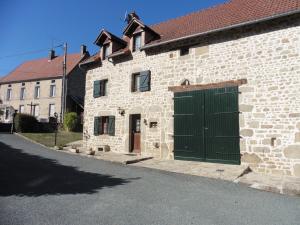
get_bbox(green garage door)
[174,86,240,164]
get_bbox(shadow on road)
[0,141,136,197]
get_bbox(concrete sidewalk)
[66,145,300,196]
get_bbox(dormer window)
[133,34,142,52]
[102,44,110,60]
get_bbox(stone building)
[81,0,300,177]
[0,46,89,123]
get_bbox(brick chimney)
[80,45,87,57]
[48,50,55,60]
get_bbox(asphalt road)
[0,134,299,225]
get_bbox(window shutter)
[94,117,100,135]
[139,70,151,92]
[93,80,101,98]
[108,116,115,136]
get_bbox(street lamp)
[54,112,58,146]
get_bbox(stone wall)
[84,15,300,177]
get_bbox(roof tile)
[1,53,83,83]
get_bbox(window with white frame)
[50,84,56,97]
[19,105,25,113]
[34,86,40,99]
[20,87,25,100]
[133,33,142,52]
[33,105,39,117]
[6,89,12,100]
[49,104,55,117]
[5,108,9,120]
[102,44,110,60]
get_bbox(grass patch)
[21,131,82,147]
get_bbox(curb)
[124,157,153,165]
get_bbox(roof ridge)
[150,0,232,28]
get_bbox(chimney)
[49,50,55,60]
[126,11,140,24]
[80,45,87,57]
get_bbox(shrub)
[14,113,38,133]
[64,112,78,132]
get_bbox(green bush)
[64,112,78,132]
[14,113,38,132]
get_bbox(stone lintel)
[168,79,247,93]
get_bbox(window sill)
[94,95,108,99]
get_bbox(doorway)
[173,86,240,164]
[129,114,141,153]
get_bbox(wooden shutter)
[93,80,101,98]
[108,116,115,136]
[94,117,100,135]
[139,70,150,92]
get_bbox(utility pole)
[61,42,67,123]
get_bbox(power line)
[0,44,64,60]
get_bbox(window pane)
[134,34,141,51]
[50,85,56,97]
[133,74,140,92]
[49,104,55,117]
[19,105,24,113]
[33,105,39,117]
[102,117,109,134]
[5,109,9,119]
[103,45,109,59]
[7,89,12,100]
[20,88,25,100]
[35,86,40,98]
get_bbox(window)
[102,44,109,60]
[50,84,56,97]
[33,105,39,117]
[133,34,142,52]
[5,108,9,120]
[94,116,115,136]
[20,87,25,100]
[93,79,108,97]
[49,104,55,117]
[6,89,12,100]
[132,70,151,92]
[180,47,189,56]
[34,86,40,99]
[19,105,25,114]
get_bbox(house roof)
[0,53,84,84]
[94,29,127,46]
[147,0,300,47]
[82,0,300,66]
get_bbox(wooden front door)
[130,114,141,153]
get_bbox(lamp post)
[54,112,58,146]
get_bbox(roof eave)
[123,19,145,36]
[0,75,63,85]
[141,9,300,50]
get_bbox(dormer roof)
[123,18,160,38]
[94,29,127,47]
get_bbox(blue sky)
[0,0,227,77]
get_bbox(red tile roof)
[82,0,300,65]
[0,53,83,84]
[148,0,300,46]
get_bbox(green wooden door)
[174,91,205,161]
[174,86,240,164]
